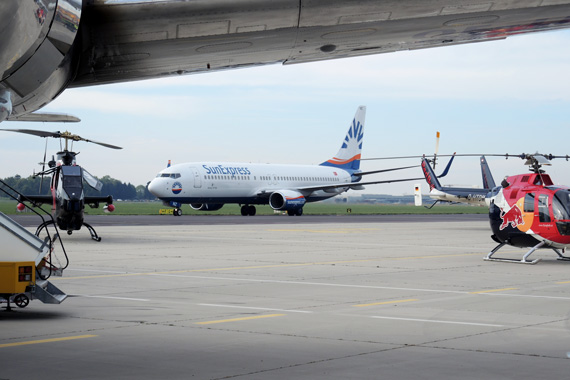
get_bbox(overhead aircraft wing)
[3,1,570,122]
[71,1,570,87]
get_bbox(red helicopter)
[480,153,570,264]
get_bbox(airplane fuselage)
[428,187,489,206]
[148,162,352,207]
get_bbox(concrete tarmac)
[2,215,570,379]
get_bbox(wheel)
[240,205,248,216]
[248,205,256,216]
[14,294,29,308]
[173,208,182,216]
[287,210,295,216]
[295,208,303,216]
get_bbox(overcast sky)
[1,30,569,195]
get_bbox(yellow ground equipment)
[0,212,67,311]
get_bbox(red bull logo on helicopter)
[499,204,524,230]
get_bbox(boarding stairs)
[0,211,67,306]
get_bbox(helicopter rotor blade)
[432,131,440,169]
[0,128,62,139]
[79,137,122,150]
[39,138,48,194]
[0,129,122,149]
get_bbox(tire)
[241,206,248,216]
[248,205,256,216]
[14,294,29,308]
[296,208,303,216]
[174,208,182,216]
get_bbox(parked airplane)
[3,1,570,123]
[148,106,416,216]
[420,155,496,207]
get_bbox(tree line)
[0,174,155,201]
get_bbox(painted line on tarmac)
[154,274,570,301]
[198,303,313,314]
[370,316,504,327]
[73,295,150,302]
[470,287,518,294]
[0,335,97,349]
[353,299,419,307]
[195,314,285,325]
[52,253,483,281]
[151,274,470,294]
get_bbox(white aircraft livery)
[148,106,406,216]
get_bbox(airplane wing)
[3,1,570,121]
[353,165,419,177]
[256,177,423,197]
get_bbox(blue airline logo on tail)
[342,118,363,150]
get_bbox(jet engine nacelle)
[0,0,82,121]
[190,203,224,211]
[269,190,306,211]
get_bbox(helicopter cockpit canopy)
[61,166,83,200]
[553,189,570,221]
[82,168,103,191]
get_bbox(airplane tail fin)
[320,106,366,172]
[480,156,496,189]
[421,157,443,191]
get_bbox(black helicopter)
[1,129,121,241]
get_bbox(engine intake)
[269,190,306,210]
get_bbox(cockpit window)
[553,190,570,220]
[159,173,181,178]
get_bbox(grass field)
[0,199,488,216]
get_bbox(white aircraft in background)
[148,106,416,216]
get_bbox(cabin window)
[524,193,535,213]
[538,194,551,223]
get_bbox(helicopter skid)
[83,222,102,242]
[485,241,544,264]
[483,240,570,264]
[484,256,541,265]
[554,248,570,261]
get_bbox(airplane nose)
[147,179,160,196]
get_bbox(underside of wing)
[72,1,570,87]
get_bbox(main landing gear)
[287,208,303,216]
[173,208,182,216]
[241,205,256,216]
